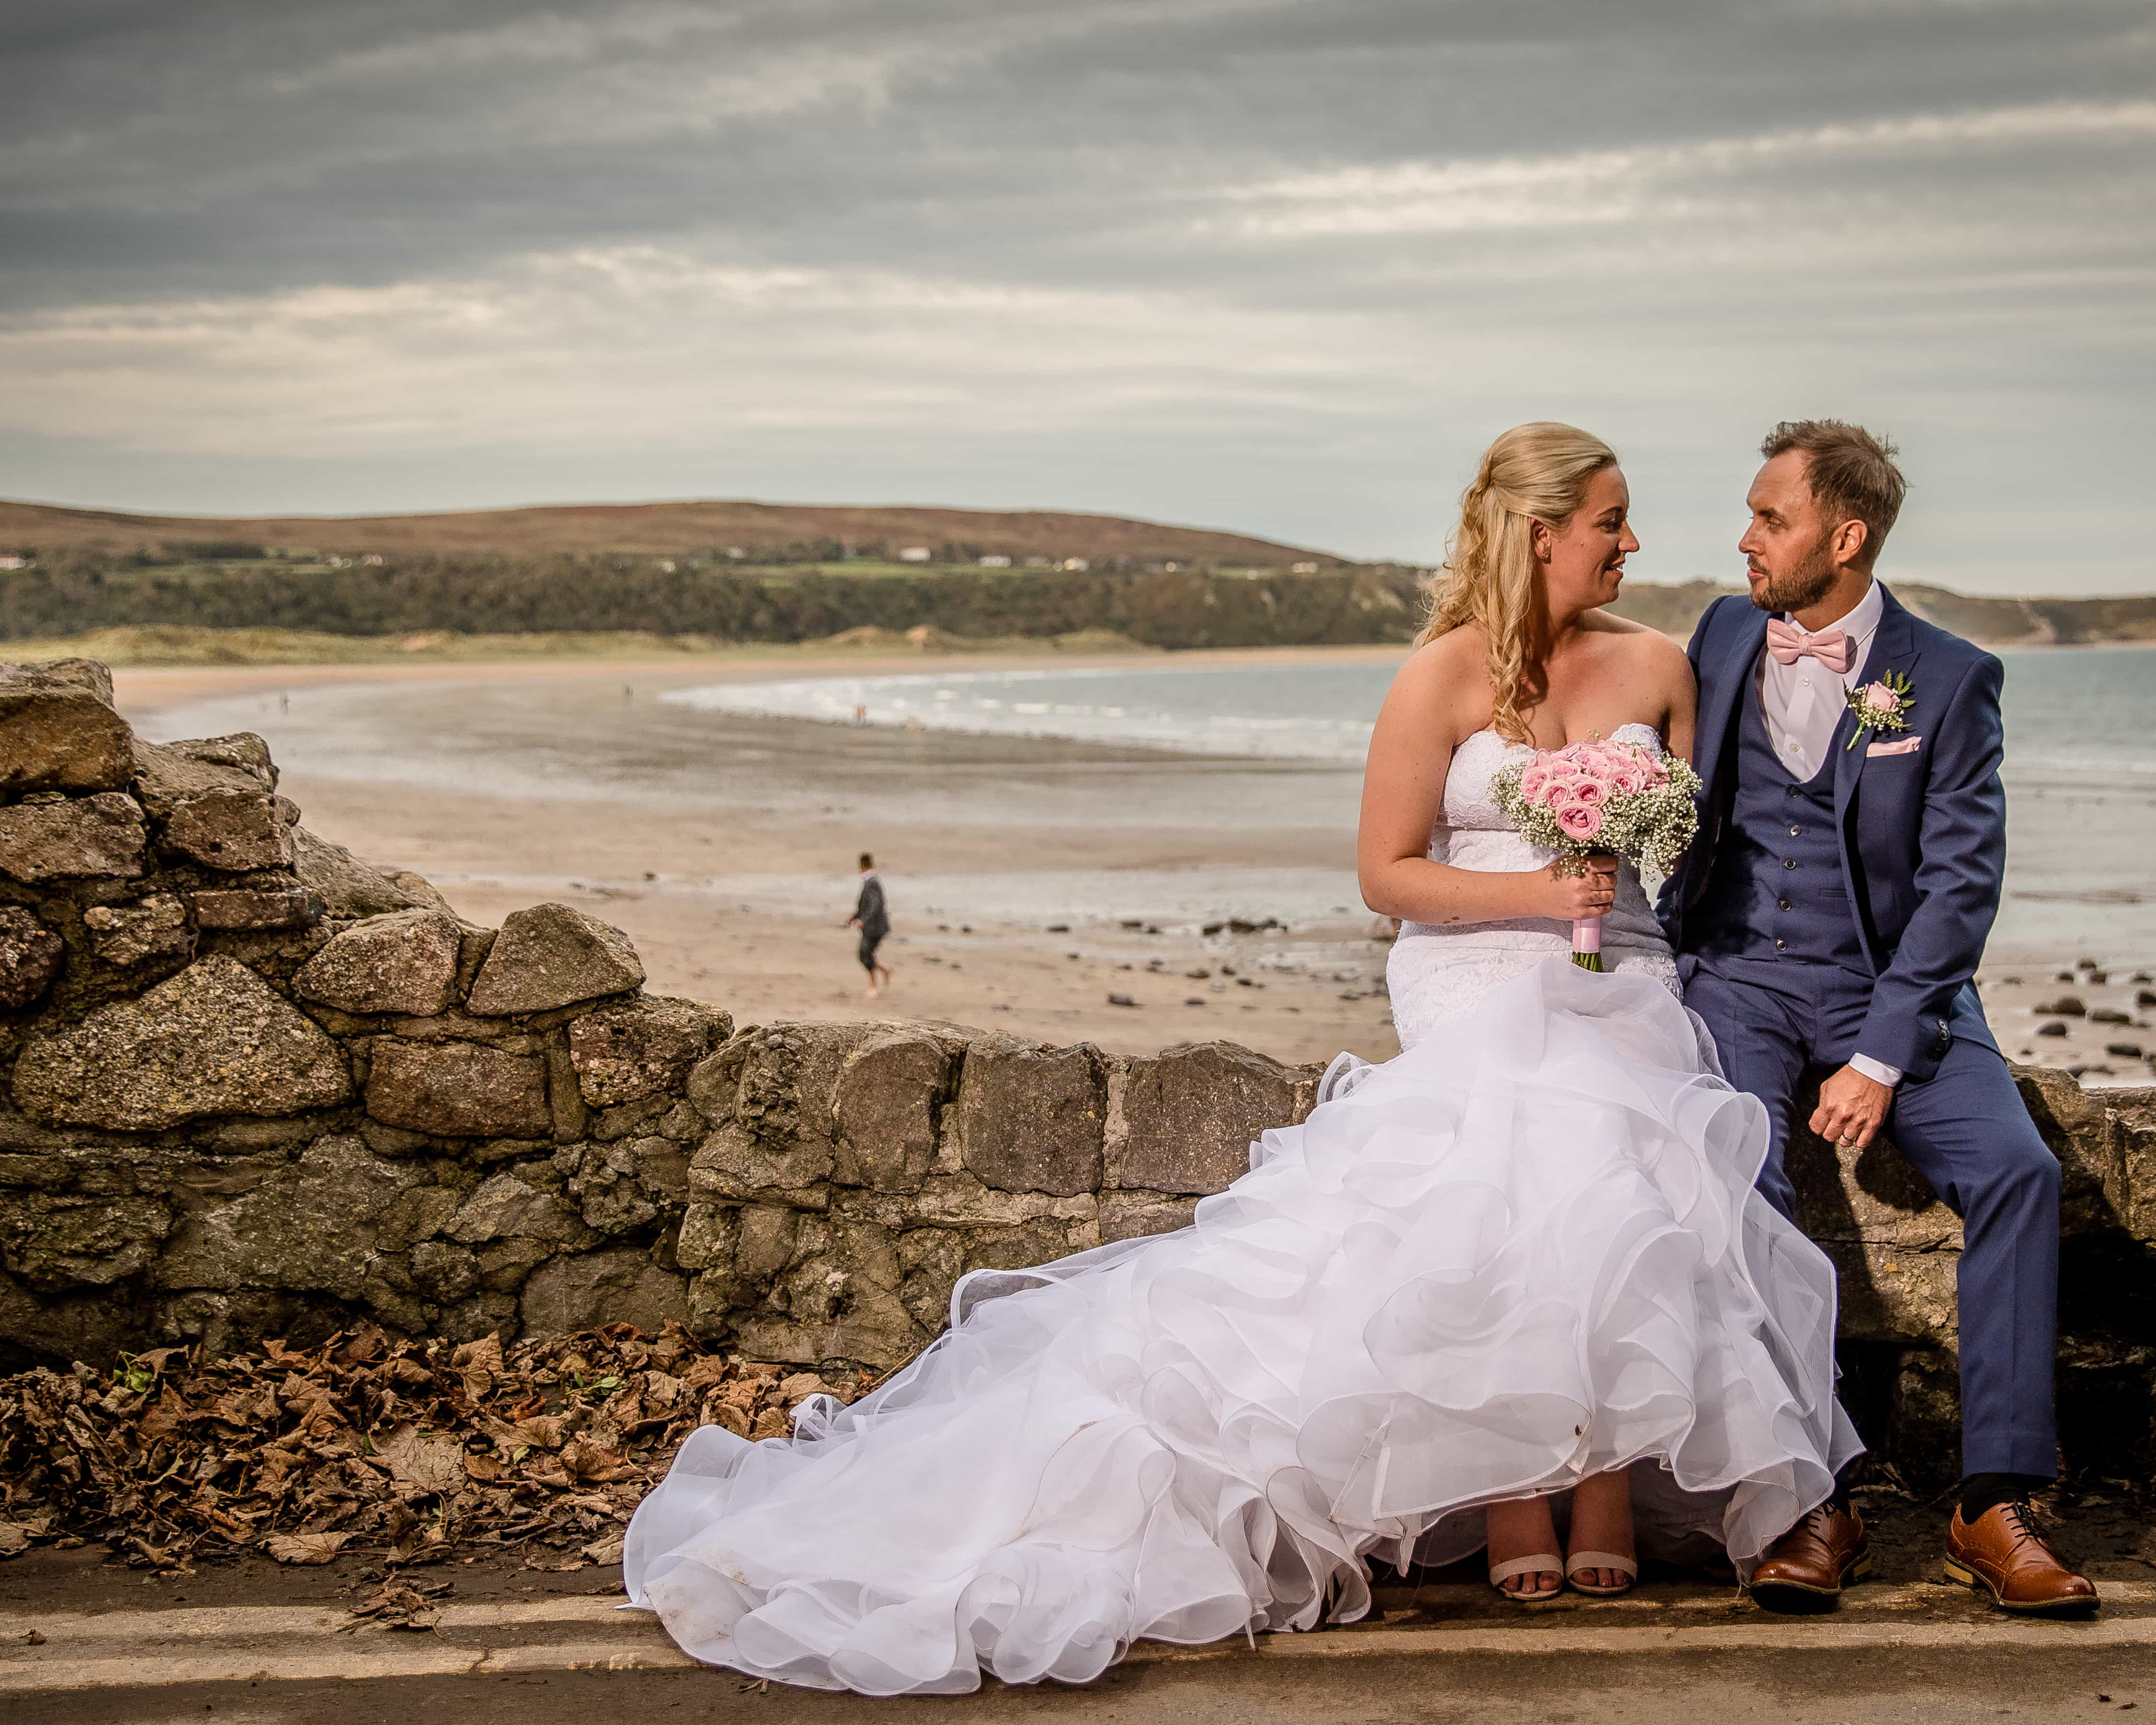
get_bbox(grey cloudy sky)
[3,1,2152,591]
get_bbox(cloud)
[0,0,2152,590]
[1221,99,2156,237]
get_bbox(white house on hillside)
[978,554,1011,567]
[898,546,932,563]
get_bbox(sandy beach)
[110,649,2156,1083]
[113,650,1405,1067]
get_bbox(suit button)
[1786,786,1800,797]
[1775,939,1787,951]
[1783,858,1797,870]
[1778,898,1791,911]
[1789,824,1801,836]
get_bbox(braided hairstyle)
[1417,422,1619,745]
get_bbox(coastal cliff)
[1,658,2153,1489]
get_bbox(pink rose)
[1570,777,1607,806]
[1557,804,1604,840]
[1861,681,1902,713]
[1519,762,1552,800]
[1607,765,1644,795]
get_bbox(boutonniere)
[1845,669,1915,749]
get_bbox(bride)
[624,422,1859,1693]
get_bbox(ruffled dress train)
[624,959,1859,1694]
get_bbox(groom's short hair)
[1761,420,1906,566]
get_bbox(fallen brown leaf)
[267,1531,351,1565]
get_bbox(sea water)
[666,645,2156,964]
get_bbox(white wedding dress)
[624,724,1859,1695]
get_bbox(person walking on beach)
[1662,420,2093,1616]
[847,852,893,997]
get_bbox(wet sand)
[113,653,1403,1066]
[110,653,2156,1082]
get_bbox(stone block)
[557,1137,685,1236]
[410,1240,481,1303]
[81,894,194,968]
[0,659,133,794]
[689,1123,834,1205]
[13,954,352,1130]
[294,908,462,1017]
[0,905,64,1010]
[729,1213,927,1369]
[190,878,323,931]
[832,1029,953,1194]
[466,903,644,1016]
[685,1032,754,1123]
[686,1023,892,1202]
[2018,1064,2137,1236]
[1106,1041,1312,1195]
[568,995,723,1106]
[1823,1239,1959,1346]
[734,1205,803,1285]
[155,1137,425,1302]
[448,1170,594,1249]
[895,1219,1075,1341]
[130,734,276,819]
[0,1192,171,1291]
[1099,1190,1200,1243]
[900,1175,1094,1230]
[520,1247,689,1339]
[954,1040,1102,1197]
[1785,1117,1961,1253]
[159,788,295,872]
[365,1039,552,1139]
[0,792,148,883]
[545,1037,588,1142]
[675,1202,740,1272]
[290,827,422,919]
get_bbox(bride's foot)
[1566,1467,1638,1596]
[1487,1497,1562,1601]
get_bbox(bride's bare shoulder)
[1378,631,1488,736]
[1588,610,1689,669]
[1391,627,1488,688]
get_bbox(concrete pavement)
[6,1575,2154,1723]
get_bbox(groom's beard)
[1748,535,1839,614]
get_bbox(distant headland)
[1,497,2149,655]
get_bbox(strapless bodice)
[1387,724,1677,1047]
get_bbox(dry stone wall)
[0,657,2153,1486]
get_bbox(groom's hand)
[1809,1064,1892,1152]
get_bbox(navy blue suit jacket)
[1657,582,2006,1083]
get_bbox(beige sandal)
[1489,1554,1565,1602]
[1565,1550,1638,1597]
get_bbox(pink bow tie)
[1766,619,1851,674]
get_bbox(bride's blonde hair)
[1417,421,1619,745]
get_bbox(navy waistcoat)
[1689,669,1870,973]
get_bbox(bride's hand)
[1535,855,1618,921]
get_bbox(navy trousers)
[1682,956,2060,1480]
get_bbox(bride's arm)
[1355,644,1615,927]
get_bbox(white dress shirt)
[1758,577,1883,781]
[1754,579,1903,1089]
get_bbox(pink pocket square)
[1867,735,1922,757]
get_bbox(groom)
[1660,420,2095,1615]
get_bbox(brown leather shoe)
[1944,1501,2099,1615]
[1748,1503,1871,1607]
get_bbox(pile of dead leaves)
[0,1322,869,1573]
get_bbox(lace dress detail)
[1388,723,1679,1049]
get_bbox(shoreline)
[106,654,2156,1082]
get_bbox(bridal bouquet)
[1491,736,1702,970]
